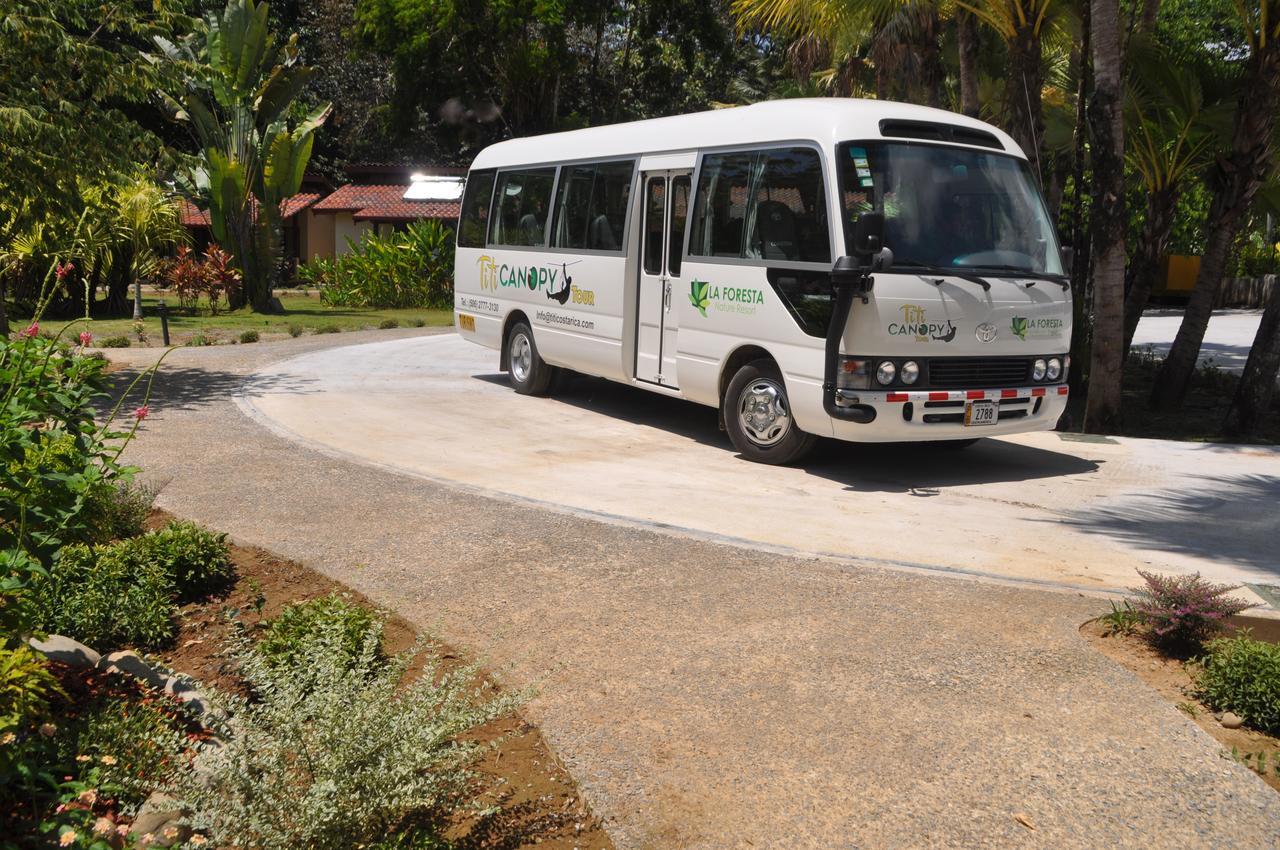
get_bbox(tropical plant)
[155,0,331,312]
[255,594,381,670]
[1152,0,1280,412]
[116,181,189,321]
[301,219,454,309]
[0,644,61,736]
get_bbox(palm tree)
[1083,0,1126,432]
[1224,183,1280,436]
[114,181,187,320]
[155,0,329,312]
[1150,0,1280,411]
[1121,41,1226,357]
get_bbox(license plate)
[457,313,475,332]
[965,401,998,426]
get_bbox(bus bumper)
[825,385,1070,443]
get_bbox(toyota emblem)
[975,323,997,343]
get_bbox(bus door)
[636,169,691,387]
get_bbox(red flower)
[56,261,75,280]
[21,322,38,339]
[133,405,150,421]
[79,331,93,346]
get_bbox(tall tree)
[1083,0,1126,431]
[156,0,330,312]
[1224,279,1280,436]
[1150,0,1280,411]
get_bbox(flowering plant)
[1131,569,1255,652]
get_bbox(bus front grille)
[927,358,1030,389]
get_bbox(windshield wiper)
[890,261,991,291]
[959,265,1070,291]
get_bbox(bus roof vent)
[878,119,1003,150]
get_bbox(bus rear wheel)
[506,322,553,396]
[723,359,816,465]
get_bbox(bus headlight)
[838,357,873,390]
[1032,358,1047,381]
[1046,357,1062,381]
[900,360,920,384]
[876,360,896,385]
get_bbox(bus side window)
[457,170,495,248]
[490,168,557,248]
[668,175,690,276]
[551,160,634,252]
[689,152,754,259]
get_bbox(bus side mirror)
[851,212,885,258]
[831,256,875,294]
[1060,246,1074,276]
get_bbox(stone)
[131,792,190,847]
[163,674,198,698]
[28,635,100,668]
[98,650,166,690]
[175,688,212,717]
[1221,712,1245,730]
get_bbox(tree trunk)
[1004,24,1044,174]
[1084,0,1127,433]
[1123,185,1178,357]
[1140,0,1161,32]
[1150,41,1280,411]
[1223,281,1280,437]
[957,10,981,117]
[1067,0,1092,400]
[920,8,945,108]
[0,277,8,336]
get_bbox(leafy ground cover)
[40,292,452,347]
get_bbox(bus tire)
[506,322,553,396]
[723,359,816,465]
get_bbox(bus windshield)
[838,142,1063,276]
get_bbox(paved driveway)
[113,331,1280,848]
[1132,309,1263,373]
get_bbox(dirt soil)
[146,511,613,850]
[1081,620,1280,793]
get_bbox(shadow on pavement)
[1058,473,1280,577]
[477,371,1102,489]
[110,366,320,411]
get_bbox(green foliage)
[30,543,177,650]
[155,0,330,311]
[256,594,380,669]
[0,644,61,736]
[1196,634,1280,735]
[238,329,261,343]
[99,336,130,349]
[408,318,426,328]
[177,619,526,849]
[287,323,303,338]
[0,0,190,238]
[134,521,234,601]
[1098,600,1144,636]
[185,333,212,347]
[302,220,454,309]
[87,481,156,543]
[378,318,400,329]
[314,324,341,334]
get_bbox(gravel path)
[110,330,1280,849]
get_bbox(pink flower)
[56,261,75,281]
[21,322,39,339]
[79,331,93,347]
[133,405,150,421]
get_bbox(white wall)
[334,212,373,257]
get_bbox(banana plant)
[154,0,329,312]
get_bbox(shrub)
[256,594,379,669]
[100,336,130,348]
[86,480,155,542]
[31,543,176,649]
[177,620,526,849]
[0,645,62,737]
[1131,570,1254,651]
[303,220,454,309]
[378,318,399,330]
[132,521,233,601]
[185,333,211,347]
[162,244,242,315]
[1196,634,1280,735]
[238,329,260,344]
[314,324,340,334]
[408,318,426,328]
[287,324,303,338]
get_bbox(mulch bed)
[1081,619,1280,793]
[147,510,613,849]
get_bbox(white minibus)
[453,98,1071,464]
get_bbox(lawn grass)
[43,292,453,346]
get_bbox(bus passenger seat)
[589,214,618,250]
[755,199,798,260]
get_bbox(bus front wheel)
[506,322,553,396]
[723,359,816,465]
